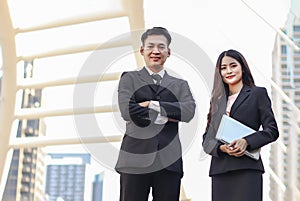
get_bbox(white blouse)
[226,92,239,116]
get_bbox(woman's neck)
[229,83,243,95]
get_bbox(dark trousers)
[119,169,181,201]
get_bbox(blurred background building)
[92,173,104,201]
[270,0,300,200]
[45,154,90,201]
[2,61,45,201]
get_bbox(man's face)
[140,34,170,72]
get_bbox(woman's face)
[220,56,243,87]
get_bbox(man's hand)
[168,118,179,122]
[138,101,150,108]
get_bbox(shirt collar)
[145,66,165,78]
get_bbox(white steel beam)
[0,0,18,200]
[15,105,119,120]
[9,135,123,149]
[268,166,286,192]
[18,38,131,61]
[15,10,127,34]
[17,72,121,89]
[122,0,145,67]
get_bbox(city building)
[270,1,300,200]
[92,172,103,201]
[2,61,46,201]
[45,153,91,201]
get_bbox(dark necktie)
[151,74,162,85]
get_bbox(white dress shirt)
[145,66,168,124]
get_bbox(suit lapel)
[137,67,158,92]
[156,71,175,94]
[138,67,175,94]
[230,85,251,116]
[138,67,154,84]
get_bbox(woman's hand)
[220,139,248,157]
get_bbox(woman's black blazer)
[204,85,279,176]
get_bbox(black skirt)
[212,169,262,201]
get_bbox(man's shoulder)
[120,69,140,78]
[166,73,188,83]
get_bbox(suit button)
[157,96,160,100]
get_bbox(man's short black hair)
[141,27,172,46]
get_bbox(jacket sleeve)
[244,88,279,150]
[202,107,225,158]
[159,80,196,122]
[118,72,156,127]
[202,130,224,157]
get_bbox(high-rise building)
[45,153,91,201]
[3,61,46,201]
[271,1,300,200]
[92,173,104,201]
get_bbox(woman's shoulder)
[250,86,267,92]
[249,86,268,95]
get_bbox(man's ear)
[140,46,144,55]
[168,48,171,57]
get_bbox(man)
[115,27,196,201]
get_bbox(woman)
[202,49,279,201]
